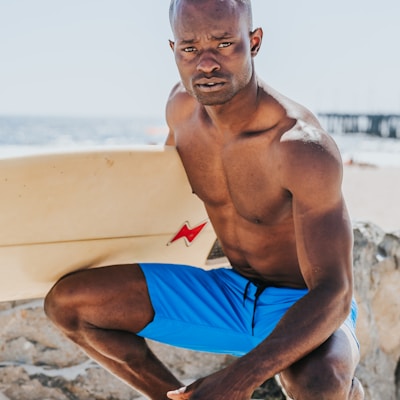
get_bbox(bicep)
[292,195,353,291]
[283,140,353,290]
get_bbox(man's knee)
[282,365,351,400]
[279,335,359,400]
[44,271,85,333]
[279,326,363,399]
[280,360,353,399]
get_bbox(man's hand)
[166,368,255,400]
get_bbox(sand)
[342,165,400,233]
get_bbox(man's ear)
[250,27,263,56]
[169,40,175,52]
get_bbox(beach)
[342,164,400,233]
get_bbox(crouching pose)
[45,1,364,399]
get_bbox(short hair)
[169,0,253,31]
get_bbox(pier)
[318,113,400,138]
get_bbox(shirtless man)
[44,1,364,399]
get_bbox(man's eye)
[218,42,232,48]
[183,47,196,53]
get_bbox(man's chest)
[177,138,292,225]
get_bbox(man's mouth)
[196,81,225,92]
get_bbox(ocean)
[0,115,168,157]
[0,115,399,167]
[330,132,400,167]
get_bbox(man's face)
[170,0,257,106]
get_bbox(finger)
[167,386,189,399]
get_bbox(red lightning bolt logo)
[167,220,209,247]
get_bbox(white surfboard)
[0,145,226,302]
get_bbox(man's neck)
[201,75,261,136]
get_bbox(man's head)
[168,0,262,106]
[169,0,253,33]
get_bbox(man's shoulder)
[168,82,187,100]
[280,118,337,153]
[167,82,194,108]
[276,118,343,194]
[280,119,328,146]
[259,81,325,144]
[166,82,196,127]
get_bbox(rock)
[0,299,238,399]
[0,221,399,399]
[352,222,400,400]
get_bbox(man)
[44,1,364,399]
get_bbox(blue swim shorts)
[137,263,358,357]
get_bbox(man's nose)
[197,51,220,74]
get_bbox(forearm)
[228,286,352,389]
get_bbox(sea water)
[0,115,399,167]
[0,115,168,158]
[330,132,400,167]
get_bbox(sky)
[1,0,399,119]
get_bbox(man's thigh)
[47,263,155,333]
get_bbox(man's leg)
[278,325,364,400]
[44,264,182,400]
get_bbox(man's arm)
[232,124,353,386]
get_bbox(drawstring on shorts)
[243,279,268,335]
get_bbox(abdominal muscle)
[205,204,307,289]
